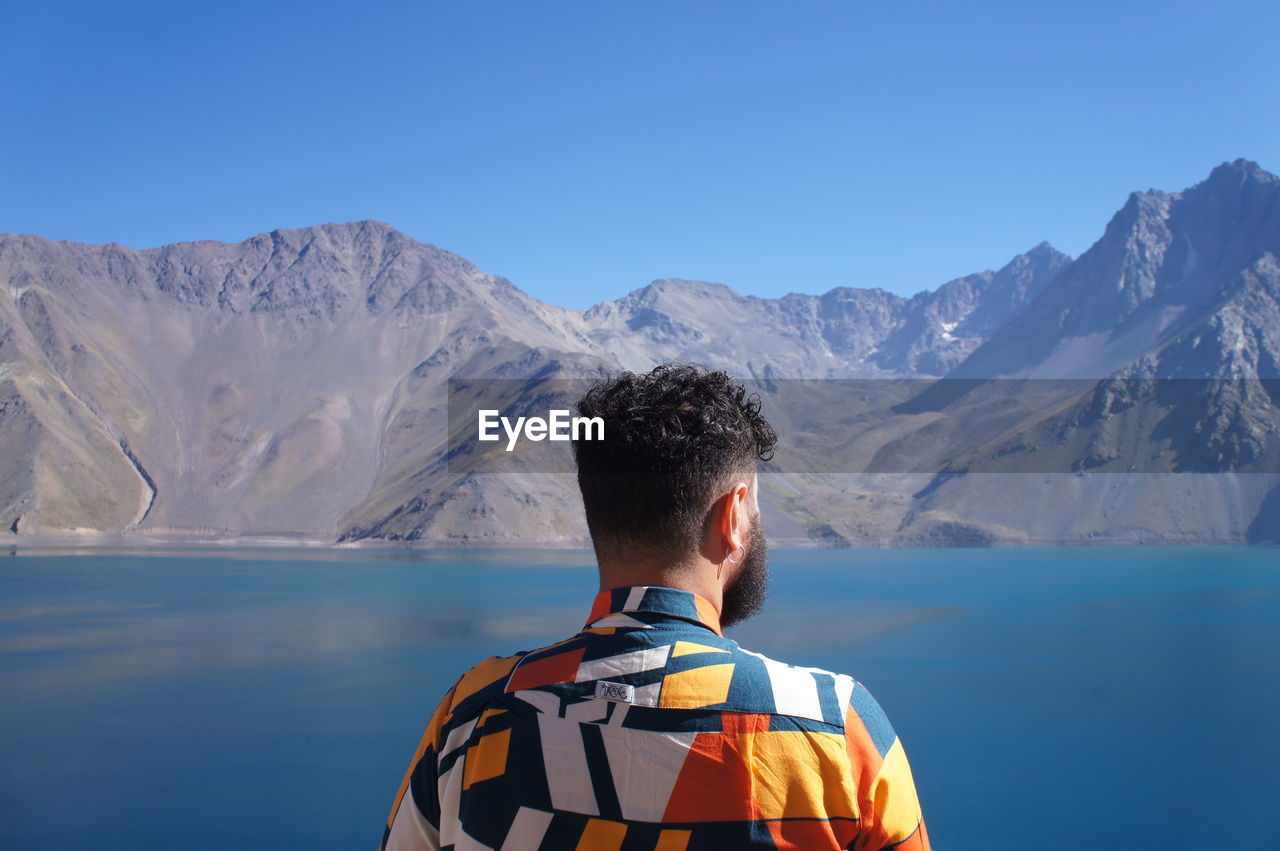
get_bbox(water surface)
[2,546,1277,849]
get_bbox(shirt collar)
[586,585,723,636]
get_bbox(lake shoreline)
[3,530,1273,557]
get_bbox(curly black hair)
[573,364,776,558]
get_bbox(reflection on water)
[1,547,1278,850]
[1,594,585,690]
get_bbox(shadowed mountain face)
[2,160,1278,547]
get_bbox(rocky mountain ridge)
[2,159,1277,546]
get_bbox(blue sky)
[2,1,1276,308]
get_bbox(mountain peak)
[320,219,402,236]
[1007,241,1071,274]
[1025,240,1064,258]
[261,219,405,242]
[630,277,742,302]
[1204,158,1275,187]
[647,277,734,290]
[245,220,480,271]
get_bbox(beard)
[720,510,769,629]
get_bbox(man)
[382,364,930,850]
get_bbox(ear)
[716,481,752,556]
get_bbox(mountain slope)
[885,160,1280,545]
[951,159,1280,380]
[0,222,597,539]
[583,242,1069,379]
[1,159,1276,547]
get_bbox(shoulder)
[729,646,861,728]
[440,633,590,719]
[728,649,904,770]
[844,677,900,759]
[440,651,527,719]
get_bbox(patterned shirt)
[382,585,930,850]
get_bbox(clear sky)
[2,1,1276,309]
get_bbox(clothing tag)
[595,681,635,703]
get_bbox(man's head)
[573,364,777,627]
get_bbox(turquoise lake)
[1,546,1277,849]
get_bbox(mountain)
[0,222,590,542]
[951,159,1280,380]
[583,242,1069,379]
[1,160,1277,547]
[883,159,1280,545]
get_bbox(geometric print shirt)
[382,585,930,850]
